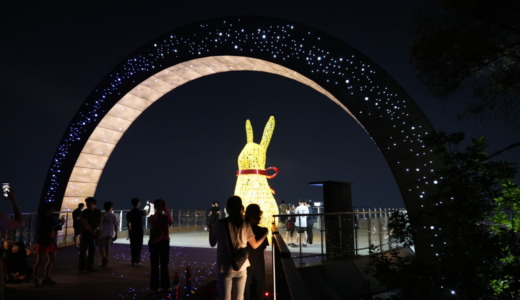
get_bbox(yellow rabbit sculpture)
[234,116,279,230]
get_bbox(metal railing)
[272,208,405,262]
[270,208,406,299]
[1,209,211,247]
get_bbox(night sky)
[1,1,518,214]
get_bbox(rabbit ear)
[260,116,275,149]
[245,119,254,143]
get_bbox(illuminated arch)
[41,16,442,252]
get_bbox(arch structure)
[41,16,443,252]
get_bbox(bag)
[225,218,249,271]
[230,247,249,271]
[285,219,295,230]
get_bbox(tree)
[409,0,520,128]
[367,132,520,299]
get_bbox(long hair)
[226,195,244,228]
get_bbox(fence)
[1,207,406,255]
[1,209,210,247]
[272,208,407,263]
[270,208,407,299]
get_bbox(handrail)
[0,208,214,247]
[269,208,406,299]
[271,223,312,300]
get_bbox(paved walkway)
[4,231,272,300]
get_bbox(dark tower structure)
[310,181,355,259]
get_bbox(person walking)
[79,197,101,272]
[126,197,148,266]
[98,201,117,268]
[209,196,267,300]
[148,199,173,293]
[244,204,268,300]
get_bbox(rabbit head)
[237,116,275,169]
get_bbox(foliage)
[409,0,520,127]
[386,210,414,248]
[367,132,520,299]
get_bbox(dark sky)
[1,1,518,213]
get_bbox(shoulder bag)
[225,219,248,271]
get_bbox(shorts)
[34,242,58,254]
[296,226,306,233]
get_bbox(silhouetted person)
[244,204,268,300]
[306,200,316,245]
[32,203,64,286]
[148,199,173,293]
[0,187,23,299]
[207,201,221,230]
[285,203,296,246]
[79,197,101,272]
[126,197,148,266]
[72,203,84,248]
[4,240,32,283]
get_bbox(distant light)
[314,202,322,207]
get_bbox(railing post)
[378,215,384,251]
[367,214,372,251]
[65,212,70,246]
[119,210,124,232]
[354,213,359,256]
[320,213,325,261]
[338,214,343,258]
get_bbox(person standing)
[98,201,117,268]
[0,187,23,299]
[305,200,316,245]
[285,204,296,247]
[143,200,155,235]
[244,204,269,300]
[126,197,147,266]
[148,199,173,293]
[207,201,221,230]
[72,203,84,248]
[293,199,309,247]
[209,196,267,300]
[79,197,101,272]
[32,203,64,286]
[278,200,287,224]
